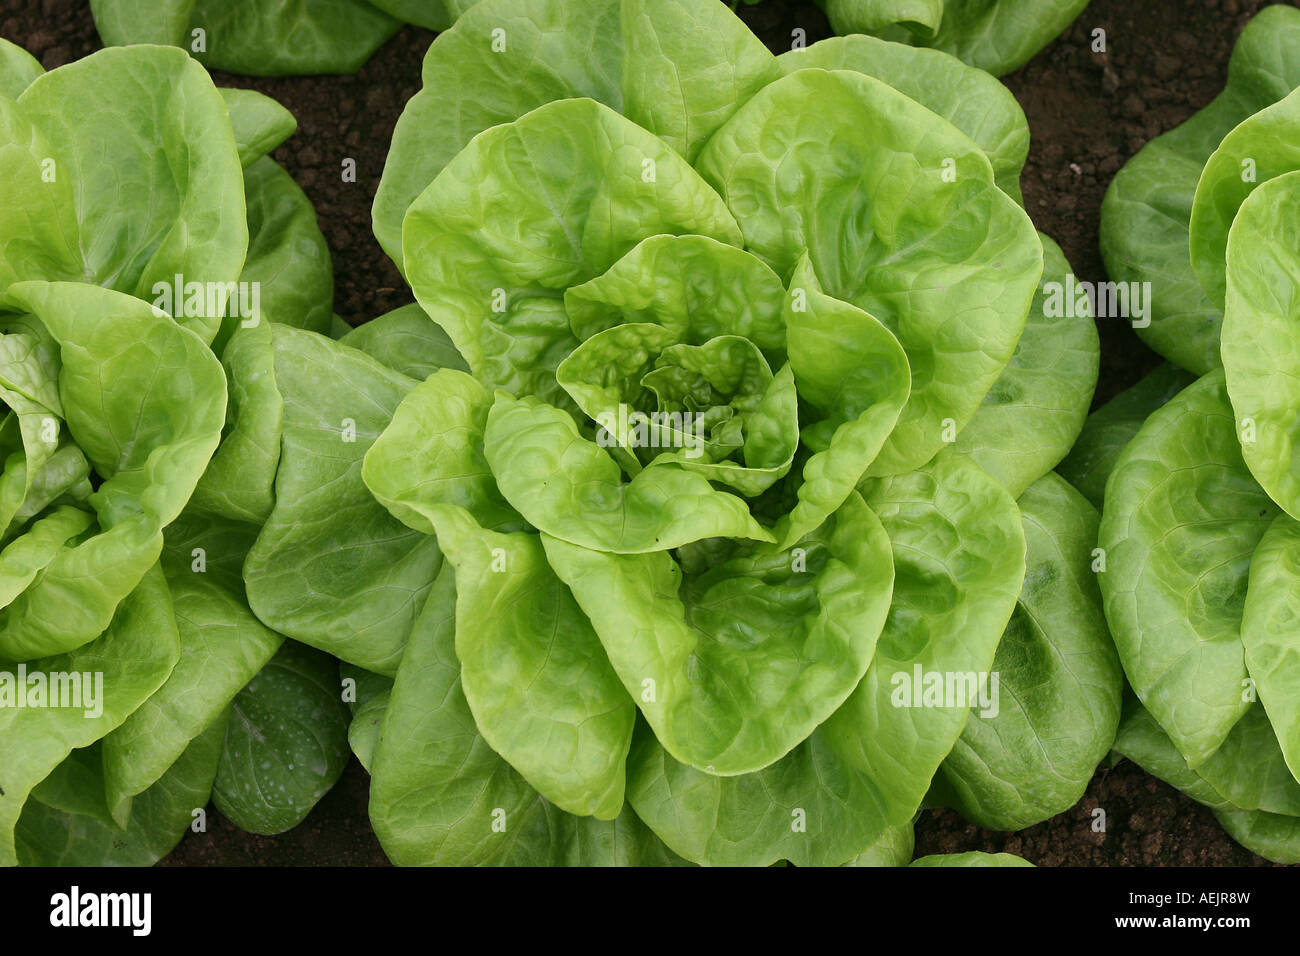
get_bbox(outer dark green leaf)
[1113,697,1300,863]
[1057,363,1195,509]
[91,0,402,77]
[16,717,226,866]
[101,516,283,827]
[245,328,441,675]
[213,640,350,835]
[236,157,333,339]
[938,474,1121,830]
[339,304,469,380]
[219,88,295,168]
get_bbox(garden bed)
[3,0,1288,866]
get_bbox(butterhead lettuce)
[288,0,1118,866]
[1098,21,1300,861]
[0,42,345,864]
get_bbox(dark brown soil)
[160,762,390,866]
[1,0,1292,866]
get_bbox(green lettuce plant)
[1099,4,1300,375]
[215,0,1116,866]
[90,0,480,76]
[1096,74,1300,863]
[741,0,1089,76]
[0,41,346,864]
